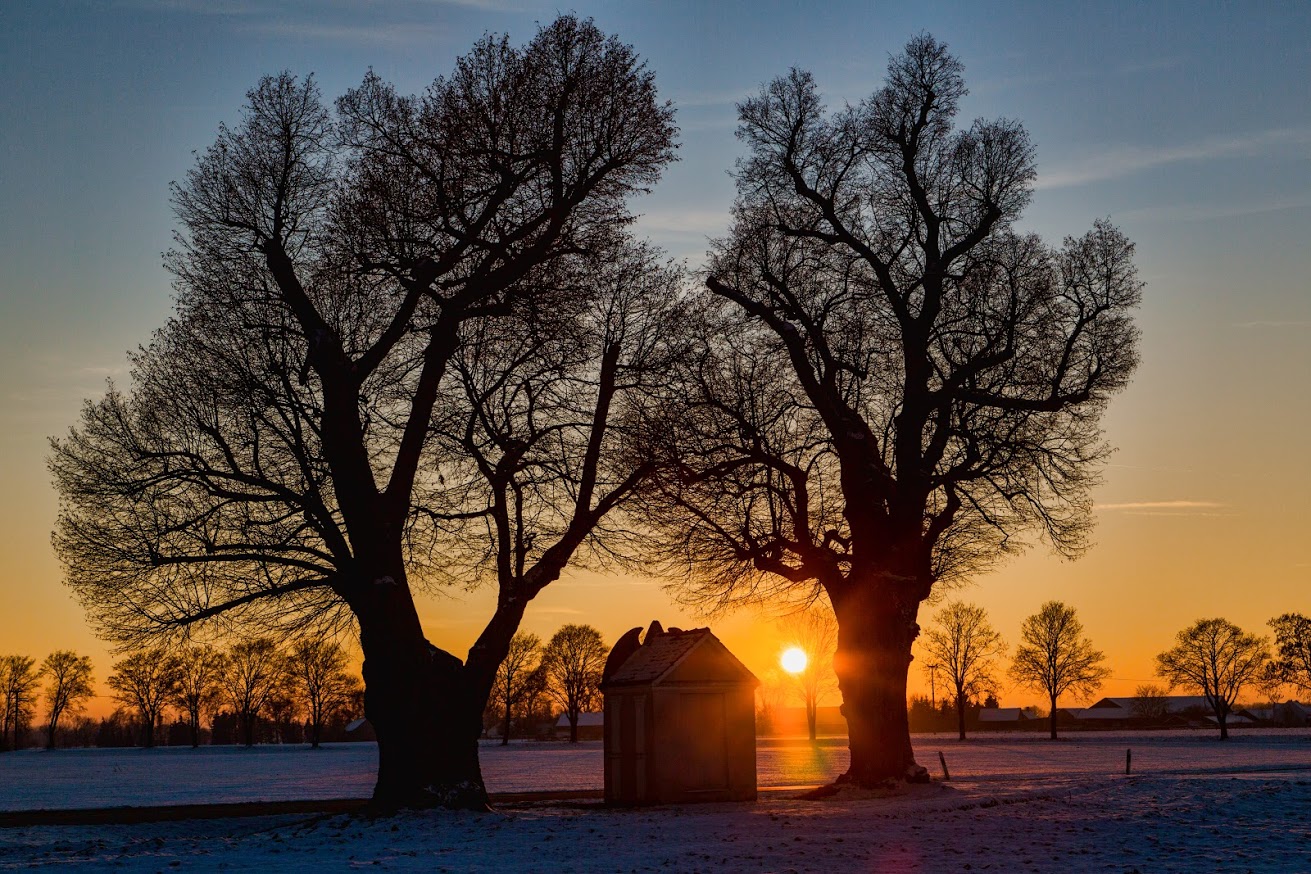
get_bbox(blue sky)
[1,0,1309,704]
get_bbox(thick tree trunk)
[807,698,818,742]
[829,584,929,785]
[357,584,489,811]
[569,714,578,743]
[956,691,967,741]
[1049,694,1058,740]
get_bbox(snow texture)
[1,731,1309,871]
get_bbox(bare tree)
[1269,613,1311,693]
[780,604,839,741]
[919,602,1005,740]
[170,645,225,748]
[1,656,41,751]
[641,35,1140,785]
[541,625,607,743]
[1156,618,1269,740]
[40,651,96,749]
[49,16,678,808]
[1129,683,1171,722]
[492,632,541,745]
[287,638,360,748]
[107,649,180,748]
[221,639,283,747]
[1009,601,1110,739]
[1251,664,1287,724]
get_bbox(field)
[2,730,1309,871]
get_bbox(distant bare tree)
[221,639,283,747]
[1,655,41,751]
[1251,664,1287,724]
[1269,613,1311,693]
[287,638,360,748]
[780,604,839,741]
[1009,602,1110,739]
[1156,618,1268,740]
[541,625,607,743]
[492,632,541,745]
[919,602,1005,740]
[108,649,180,748]
[1130,683,1171,722]
[40,651,95,750]
[170,645,225,748]
[640,34,1140,785]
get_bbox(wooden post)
[938,751,950,781]
[1125,748,1132,775]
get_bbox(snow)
[2,731,1310,871]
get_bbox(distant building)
[554,711,604,741]
[976,707,1036,730]
[1061,696,1260,729]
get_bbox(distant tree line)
[901,603,1311,741]
[1,622,612,751]
[0,637,362,751]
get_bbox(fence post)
[938,751,951,781]
[1125,748,1132,776]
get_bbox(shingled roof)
[602,626,756,689]
[605,628,710,686]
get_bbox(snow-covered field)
[2,731,1309,871]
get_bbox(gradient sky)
[2,0,1309,717]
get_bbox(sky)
[1,0,1309,718]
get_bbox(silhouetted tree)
[40,651,95,750]
[640,35,1140,785]
[49,16,678,809]
[170,645,225,748]
[108,648,180,748]
[0,655,41,751]
[919,602,1005,740]
[287,638,360,748]
[1269,613,1311,693]
[541,624,607,742]
[1156,618,1269,740]
[492,632,541,745]
[221,639,282,747]
[1009,602,1110,739]
[780,604,839,741]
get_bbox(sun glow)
[780,646,808,675]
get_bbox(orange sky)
[2,2,1309,723]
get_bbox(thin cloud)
[244,19,446,44]
[1234,320,1311,329]
[1096,500,1225,511]
[1119,192,1311,224]
[1038,127,1311,190]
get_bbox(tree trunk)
[807,698,818,742]
[569,713,578,743]
[1218,710,1229,741]
[46,719,57,750]
[829,584,929,785]
[357,586,489,811]
[956,691,967,741]
[1049,694,1058,740]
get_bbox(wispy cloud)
[1118,192,1311,224]
[1234,320,1311,330]
[1038,127,1311,190]
[634,209,731,239]
[1096,500,1225,511]
[244,19,446,45]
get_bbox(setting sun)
[780,646,808,675]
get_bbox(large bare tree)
[918,601,1004,740]
[1156,618,1269,740]
[1009,601,1110,739]
[641,35,1140,784]
[50,17,677,808]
